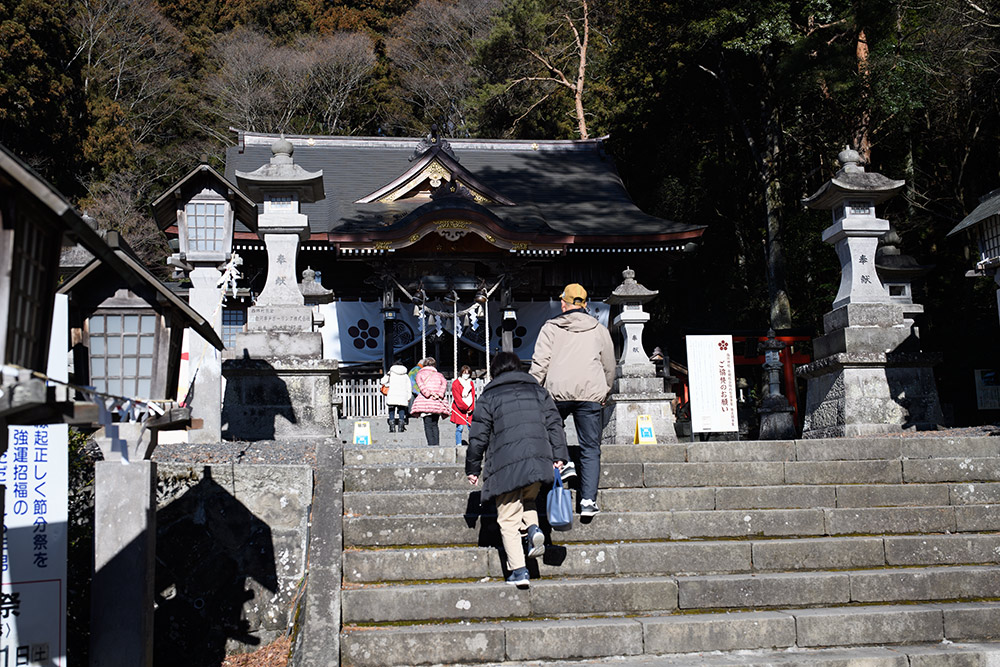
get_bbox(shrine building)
[160,129,705,378]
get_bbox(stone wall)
[154,463,313,662]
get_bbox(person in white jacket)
[381,363,413,432]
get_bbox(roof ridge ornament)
[838,145,863,174]
[410,124,458,162]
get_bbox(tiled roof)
[224,133,704,241]
[949,188,1000,236]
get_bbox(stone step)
[349,459,988,491]
[341,435,1000,467]
[342,576,679,624]
[343,482,991,517]
[342,566,1000,624]
[488,643,1000,667]
[344,533,1000,584]
[340,602,1000,666]
[343,505,1000,547]
[677,565,1000,609]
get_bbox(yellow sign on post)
[353,420,371,445]
[634,415,656,444]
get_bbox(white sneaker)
[560,461,577,482]
[580,498,600,517]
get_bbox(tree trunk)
[854,27,872,163]
[574,0,590,140]
[760,51,791,330]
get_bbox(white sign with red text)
[2,423,68,667]
[686,335,738,433]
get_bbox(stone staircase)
[338,436,1000,666]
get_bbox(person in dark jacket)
[465,351,569,588]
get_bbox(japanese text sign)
[686,335,738,433]
[2,424,68,667]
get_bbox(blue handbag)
[546,468,573,532]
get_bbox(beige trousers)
[495,482,542,571]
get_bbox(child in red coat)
[451,365,475,445]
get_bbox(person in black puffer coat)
[466,351,569,588]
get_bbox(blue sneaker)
[506,567,530,588]
[525,524,545,559]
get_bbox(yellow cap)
[560,283,587,308]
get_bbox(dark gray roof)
[948,188,1000,237]
[58,231,224,350]
[224,133,704,240]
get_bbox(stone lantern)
[602,267,677,443]
[757,329,796,439]
[948,187,1000,323]
[797,147,941,437]
[151,161,258,444]
[223,137,339,440]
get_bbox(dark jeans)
[556,400,603,502]
[388,405,407,423]
[423,414,441,447]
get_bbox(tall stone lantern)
[151,162,258,444]
[797,147,941,437]
[223,137,339,440]
[602,268,678,444]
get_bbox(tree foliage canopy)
[2,0,999,419]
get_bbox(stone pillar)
[91,460,157,667]
[186,266,223,444]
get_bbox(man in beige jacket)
[530,283,615,517]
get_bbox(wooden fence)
[336,378,387,418]
[335,377,458,418]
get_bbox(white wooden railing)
[335,377,458,418]
[336,378,388,418]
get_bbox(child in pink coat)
[411,357,450,447]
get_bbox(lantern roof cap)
[606,266,658,305]
[803,145,905,209]
[235,136,325,203]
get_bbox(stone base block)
[222,357,339,440]
[800,364,906,439]
[823,303,905,333]
[759,403,796,440]
[228,330,322,358]
[603,393,677,444]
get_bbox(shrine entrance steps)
[338,436,1000,665]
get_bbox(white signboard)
[975,369,1000,411]
[686,335,738,433]
[2,424,68,667]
